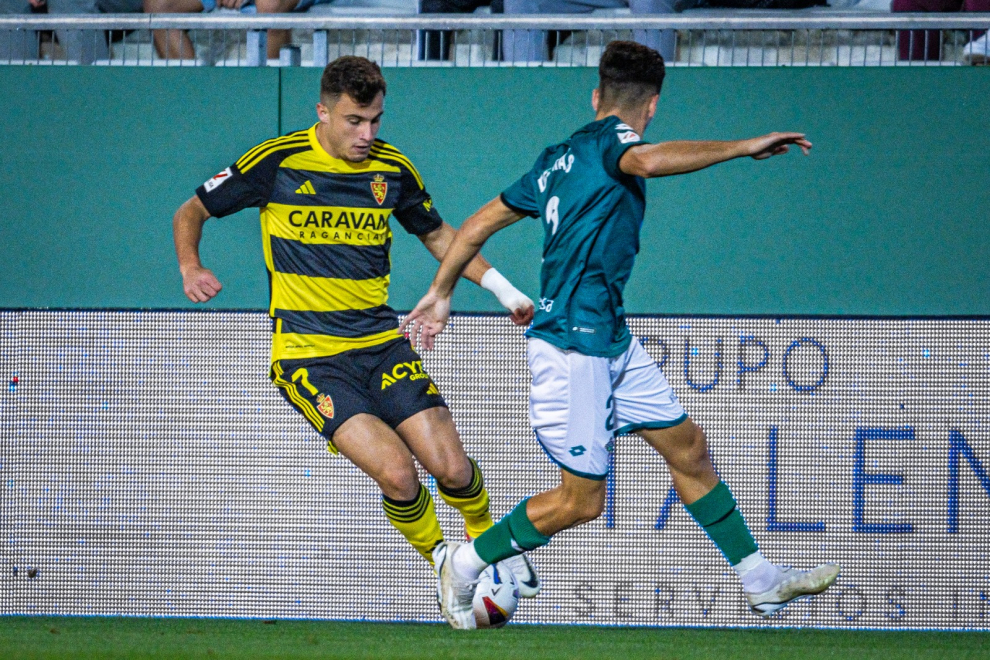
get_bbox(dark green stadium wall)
[1,66,987,314]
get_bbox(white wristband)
[481,268,534,314]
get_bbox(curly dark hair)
[320,56,387,105]
[598,41,665,111]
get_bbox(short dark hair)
[320,56,387,106]
[598,41,665,111]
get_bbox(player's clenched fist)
[182,266,222,303]
[509,304,535,327]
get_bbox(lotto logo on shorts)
[381,361,430,390]
[569,445,587,456]
[316,393,335,419]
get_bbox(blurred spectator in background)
[676,0,822,8]
[418,0,502,61]
[145,0,333,61]
[1,0,141,61]
[145,0,243,61]
[495,0,825,64]
[963,31,989,63]
[496,0,677,63]
[417,0,595,63]
[892,0,989,63]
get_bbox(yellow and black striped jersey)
[195,123,442,363]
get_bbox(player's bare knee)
[679,425,711,471]
[433,457,473,493]
[377,466,420,501]
[419,434,472,489]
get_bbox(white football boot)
[432,541,478,630]
[499,554,542,599]
[745,563,840,617]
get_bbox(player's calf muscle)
[565,496,606,526]
[544,499,604,534]
[530,482,606,534]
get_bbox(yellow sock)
[381,485,444,566]
[437,458,493,540]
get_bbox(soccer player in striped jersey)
[171,56,540,596]
[403,41,839,629]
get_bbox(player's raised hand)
[182,265,222,303]
[400,291,451,351]
[746,132,812,160]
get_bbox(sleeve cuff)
[611,140,650,178]
[194,186,221,218]
[392,203,443,236]
[499,193,535,218]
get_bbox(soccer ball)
[472,562,520,629]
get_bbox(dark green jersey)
[501,116,647,357]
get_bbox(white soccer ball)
[472,562,520,629]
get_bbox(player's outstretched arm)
[173,195,223,303]
[619,132,812,179]
[401,197,526,349]
[417,223,534,325]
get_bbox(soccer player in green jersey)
[402,41,839,629]
[171,56,541,595]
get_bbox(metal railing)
[1,11,988,66]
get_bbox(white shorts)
[528,337,688,480]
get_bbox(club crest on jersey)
[371,174,388,205]
[316,393,335,419]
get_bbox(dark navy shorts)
[270,338,447,453]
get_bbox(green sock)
[684,481,758,566]
[473,498,551,565]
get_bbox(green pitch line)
[0,617,987,660]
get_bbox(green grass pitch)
[1,617,989,660]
